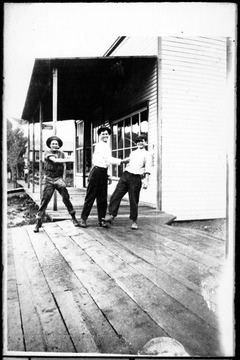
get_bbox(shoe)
[79,219,87,228]
[98,221,109,228]
[33,226,40,233]
[131,222,138,230]
[102,214,114,224]
[72,219,80,227]
[33,219,42,233]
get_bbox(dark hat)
[97,126,112,135]
[46,136,63,148]
[136,134,147,143]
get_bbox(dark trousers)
[109,171,142,221]
[81,166,108,223]
[37,177,75,220]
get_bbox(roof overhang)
[21,56,157,123]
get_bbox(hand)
[142,180,149,189]
[121,157,130,164]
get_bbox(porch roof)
[21,56,157,123]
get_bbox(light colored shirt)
[92,141,122,168]
[125,148,152,175]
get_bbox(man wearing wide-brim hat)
[33,135,80,232]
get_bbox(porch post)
[39,103,43,198]
[32,118,35,193]
[27,121,30,188]
[156,37,163,211]
[52,67,58,211]
[226,37,236,259]
[73,121,77,188]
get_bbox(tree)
[7,120,27,187]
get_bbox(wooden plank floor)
[6,216,226,356]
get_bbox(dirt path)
[7,193,50,228]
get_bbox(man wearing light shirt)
[79,126,124,228]
[102,134,151,230]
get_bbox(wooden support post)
[27,122,30,188]
[39,104,43,198]
[156,37,162,211]
[32,119,35,193]
[53,67,58,211]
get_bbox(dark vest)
[44,150,65,178]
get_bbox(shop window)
[111,107,148,178]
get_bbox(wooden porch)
[5,184,227,357]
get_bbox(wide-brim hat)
[97,126,112,135]
[46,136,63,148]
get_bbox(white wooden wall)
[161,37,227,220]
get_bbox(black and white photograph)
[3,2,237,358]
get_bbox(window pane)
[85,146,92,174]
[112,164,117,177]
[79,122,84,147]
[118,150,124,177]
[77,122,84,147]
[79,131,83,147]
[118,149,123,160]
[124,117,131,148]
[66,162,73,173]
[132,114,140,145]
[112,124,118,150]
[76,150,80,173]
[112,150,118,177]
[140,109,148,140]
[118,121,124,149]
[79,149,83,173]
[76,149,83,173]
[92,126,98,145]
[125,148,131,158]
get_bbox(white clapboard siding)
[161,37,227,220]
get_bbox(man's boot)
[71,213,80,227]
[33,219,42,233]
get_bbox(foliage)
[7,120,27,183]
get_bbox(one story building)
[21,36,231,220]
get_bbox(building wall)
[107,36,227,220]
[160,37,227,219]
